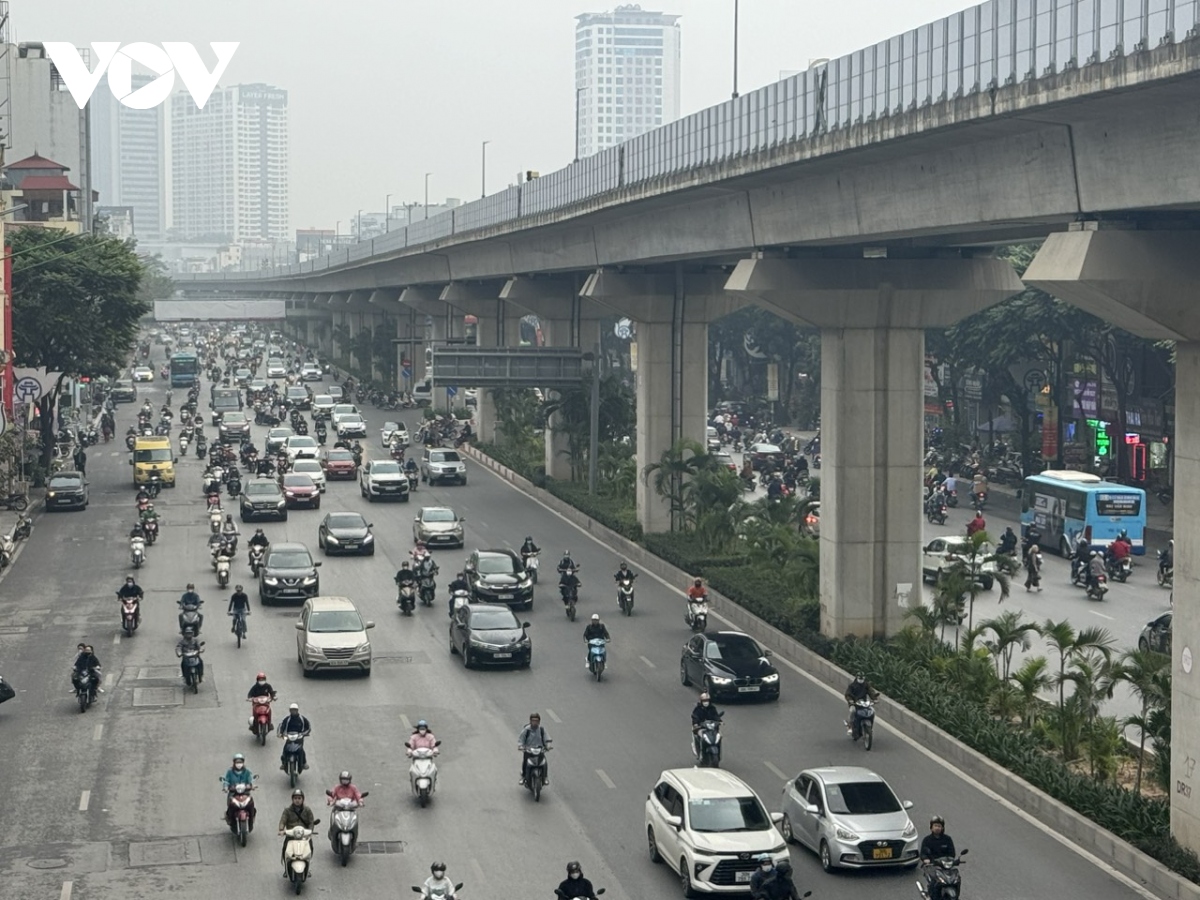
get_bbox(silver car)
[381,421,410,448]
[413,506,465,548]
[779,766,918,872]
[295,595,374,676]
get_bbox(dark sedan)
[46,471,89,511]
[281,473,321,509]
[318,512,375,556]
[680,631,781,701]
[449,603,532,668]
[465,549,535,610]
[1139,612,1172,655]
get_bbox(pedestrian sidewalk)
[1,486,43,541]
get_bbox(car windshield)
[477,555,518,575]
[50,476,82,488]
[286,388,307,397]
[246,483,280,496]
[705,636,765,662]
[269,430,292,439]
[223,413,246,423]
[470,610,520,630]
[327,514,366,529]
[283,475,314,488]
[290,437,317,447]
[326,451,353,462]
[688,796,772,833]
[823,781,902,815]
[134,448,172,462]
[342,415,363,424]
[308,610,364,633]
[430,451,461,462]
[268,551,312,568]
[334,405,355,415]
[384,422,399,431]
[423,509,456,523]
[372,462,401,474]
[314,395,333,404]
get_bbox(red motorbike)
[249,697,273,746]
[121,597,140,637]
[205,492,222,511]
[224,782,257,847]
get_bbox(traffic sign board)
[445,386,458,398]
[401,366,412,380]
[1023,369,1046,393]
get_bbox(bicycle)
[230,610,249,648]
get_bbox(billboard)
[154,299,285,320]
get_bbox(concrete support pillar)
[398,286,450,401]
[583,270,742,534]
[726,254,1021,638]
[1024,228,1200,854]
[440,282,511,441]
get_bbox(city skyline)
[91,72,165,238]
[18,0,974,230]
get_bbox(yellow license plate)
[872,848,893,860]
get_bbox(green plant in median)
[1117,648,1171,794]
[980,610,1041,682]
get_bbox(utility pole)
[481,141,490,198]
[574,87,585,162]
[732,0,740,99]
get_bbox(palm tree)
[942,530,1014,635]
[980,610,1041,681]
[1116,648,1171,793]
[1010,656,1052,726]
[1040,619,1115,718]
[641,439,712,530]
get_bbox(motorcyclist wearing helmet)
[691,692,722,759]
[1072,534,1092,583]
[749,853,796,900]
[179,583,204,634]
[920,816,958,900]
[447,571,471,617]
[845,673,880,738]
[394,560,418,588]
[222,752,257,830]
[277,789,316,869]
[1162,539,1175,575]
[117,575,144,601]
[557,550,578,574]
[221,514,239,548]
[277,702,312,771]
[1107,529,1132,565]
[423,862,456,898]
[520,535,540,558]
[518,713,551,786]
[407,719,439,754]
[1086,550,1107,590]
[583,613,611,668]
[175,628,203,682]
[326,770,364,806]
[248,527,270,552]
[556,860,600,899]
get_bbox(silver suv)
[421,448,467,486]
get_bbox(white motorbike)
[523,551,539,583]
[406,741,441,807]
[216,552,232,588]
[326,791,368,866]
[130,535,146,568]
[450,588,471,616]
[282,822,319,893]
[209,508,223,534]
[180,433,190,454]
[685,597,709,632]
[411,881,464,899]
[0,533,15,569]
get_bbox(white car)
[132,365,155,382]
[300,363,322,381]
[381,421,409,448]
[336,414,367,438]
[311,394,335,419]
[285,435,321,462]
[290,458,326,492]
[645,768,788,894]
[266,359,287,378]
[331,404,360,428]
[921,536,999,590]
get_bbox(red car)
[281,473,321,509]
[321,449,357,480]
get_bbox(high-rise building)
[166,83,288,242]
[575,5,680,159]
[92,73,165,238]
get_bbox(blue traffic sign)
[445,386,458,398]
[402,366,412,380]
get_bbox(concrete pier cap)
[725,253,1022,638]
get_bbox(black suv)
[46,471,89,511]
[259,541,321,604]
[285,385,311,411]
[218,410,251,443]
[239,477,288,522]
[465,549,534,610]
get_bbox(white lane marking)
[639,655,656,669]
[595,769,616,789]
[103,673,114,686]
[60,882,73,900]
[93,724,103,742]
[112,634,121,645]
[399,714,411,731]
[481,459,1166,900]
[763,760,789,781]
[1087,610,1115,620]
[545,708,562,723]
[78,790,90,811]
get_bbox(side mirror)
[414,517,419,522]
[902,800,914,809]
[522,622,531,629]
[294,622,304,631]
[360,791,369,798]
[764,649,773,657]
[805,803,820,815]
[368,524,374,528]
[174,457,179,464]
[128,460,133,465]
[960,848,969,856]
[403,742,412,749]
[434,740,442,747]
[325,789,333,797]
[459,517,466,523]
[597,891,606,897]
[454,887,463,893]
[365,621,375,629]
[314,561,323,567]
[665,814,683,829]
[770,812,784,824]
[312,818,321,826]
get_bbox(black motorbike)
[918,849,968,900]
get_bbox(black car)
[285,385,311,411]
[259,541,321,604]
[218,410,251,443]
[239,477,288,522]
[46,471,89,511]
[449,603,532,668]
[680,631,781,701]
[111,380,137,403]
[318,512,375,556]
[1139,612,1172,655]
[465,549,534,610]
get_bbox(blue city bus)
[1020,470,1147,556]
[169,352,199,388]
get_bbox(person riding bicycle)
[228,585,251,633]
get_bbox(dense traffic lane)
[0,385,1160,900]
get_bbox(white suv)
[645,768,789,894]
[921,537,999,590]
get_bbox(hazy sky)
[19,0,971,231]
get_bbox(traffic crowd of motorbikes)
[709,407,820,502]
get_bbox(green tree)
[135,254,175,305]
[10,227,149,467]
[371,321,398,387]
[1116,648,1171,794]
[642,438,716,531]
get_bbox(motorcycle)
[850,697,876,750]
[181,643,205,693]
[145,474,162,499]
[130,535,147,568]
[196,436,208,459]
[0,491,28,512]
[180,434,190,454]
[249,545,265,577]
[406,743,440,808]
[178,598,203,636]
[1087,573,1109,602]
[616,574,636,616]
[411,881,464,899]
[205,506,223,534]
[216,552,232,588]
[559,571,580,621]
[73,667,100,712]
[925,501,948,526]
[283,733,307,788]
[417,574,436,607]
[588,638,609,682]
[522,550,539,583]
[521,744,551,802]
[126,433,137,451]
[450,588,471,616]
[1158,551,1173,588]
[227,475,242,497]
[917,849,968,900]
[0,533,14,569]
[222,778,258,847]
[397,583,416,616]
[1107,554,1132,583]
[945,489,958,508]
[120,596,140,637]
[282,823,320,894]
[685,597,709,632]
[694,716,723,767]
[142,517,160,546]
[327,791,369,866]
[249,696,273,745]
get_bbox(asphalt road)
[0,375,1161,900]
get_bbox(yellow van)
[130,436,177,488]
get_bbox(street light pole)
[732,0,740,99]
[574,87,585,162]
[424,173,432,221]
[356,209,362,243]
[481,140,490,198]
[385,193,392,233]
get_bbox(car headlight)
[305,643,321,654]
[902,820,917,838]
[762,673,780,683]
[354,642,371,653]
[835,826,860,842]
[326,535,340,544]
[303,576,317,585]
[276,500,286,507]
[263,577,279,585]
[519,578,532,589]
[363,534,374,543]
[709,676,733,685]
[48,491,56,498]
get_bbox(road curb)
[464,445,1199,900]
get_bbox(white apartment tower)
[167,83,288,242]
[92,73,165,238]
[575,5,680,159]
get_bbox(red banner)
[3,249,10,419]
[1041,404,1058,460]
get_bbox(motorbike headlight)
[835,826,860,842]
[761,673,780,683]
